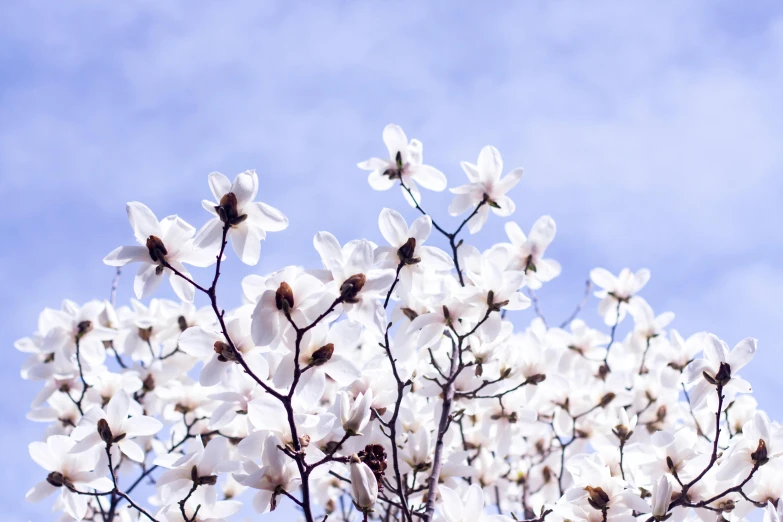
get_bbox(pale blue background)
[2,1,783,520]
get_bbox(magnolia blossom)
[449,145,523,233]
[27,435,112,520]
[682,335,756,408]
[358,123,447,205]
[375,208,453,289]
[194,170,288,265]
[18,126,779,522]
[70,389,162,462]
[104,202,213,301]
[590,267,651,325]
[500,216,561,289]
[313,231,396,331]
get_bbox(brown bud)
[145,235,168,263]
[397,237,420,265]
[142,374,155,392]
[199,474,218,486]
[311,344,334,366]
[213,341,236,362]
[97,418,113,444]
[598,392,616,408]
[47,471,66,488]
[527,374,546,385]
[215,192,247,226]
[475,363,483,377]
[177,316,188,332]
[275,282,295,311]
[714,362,732,386]
[666,456,675,471]
[138,326,153,342]
[585,486,610,510]
[76,320,93,339]
[340,274,366,303]
[751,439,769,465]
[401,307,419,321]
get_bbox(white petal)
[123,415,163,438]
[208,171,232,201]
[379,208,409,247]
[103,245,148,267]
[118,439,145,462]
[133,263,164,299]
[126,202,161,244]
[477,145,503,182]
[231,170,259,208]
[179,327,220,359]
[230,226,263,266]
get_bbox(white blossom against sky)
[2,1,783,519]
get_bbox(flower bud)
[215,192,247,226]
[651,475,673,520]
[275,282,295,311]
[46,471,66,488]
[97,418,114,444]
[350,455,378,510]
[584,486,610,510]
[598,392,616,408]
[341,389,373,436]
[751,439,769,466]
[340,274,366,303]
[397,238,420,265]
[310,344,334,366]
[145,235,168,263]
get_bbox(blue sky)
[2,1,783,520]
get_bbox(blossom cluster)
[18,125,781,522]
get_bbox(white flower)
[501,216,561,289]
[156,437,238,500]
[375,208,453,290]
[26,435,112,520]
[439,484,512,522]
[716,410,783,481]
[249,265,327,347]
[313,231,396,332]
[70,389,162,462]
[178,316,269,387]
[340,388,373,435]
[104,202,213,302]
[350,456,378,510]
[194,170,288,265]
[449,146,524,233]
[682,335,756,409]
[590,267,651,325]
[234,433,301,513]
[358,124,447,205]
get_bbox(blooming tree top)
[18,124,778,522]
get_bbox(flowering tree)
[19,125,783,522]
